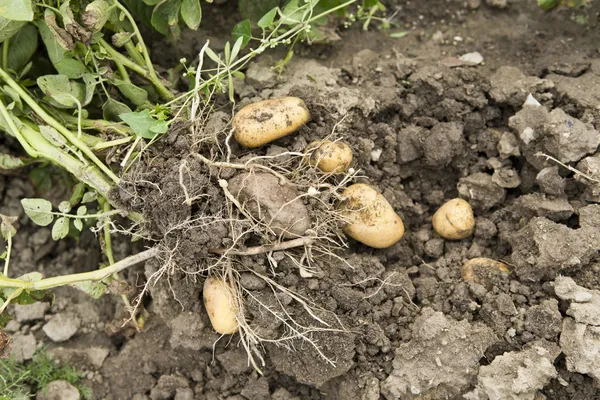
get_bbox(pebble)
[14,303,49,322]
[459,52,484,65]
[42,314,80,342]
[11,332,36,362]
[36,380,80,400]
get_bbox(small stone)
[10,332,36,362]
[14,303,49,322]
[424,239,444,259]
[492,168,521,188]
[467,0,481,9]
[525,299,562,339]
[536,167,565,196]
[486,0,507,8]
[174,388,194,400]
[36,380,80,400]
[458,173,506,211]
[150,375,189,400]
[497,132,520,159]
[42,314,80,342]
[459,52,483,65]
[4,319,20,333]
[554,276,593,303]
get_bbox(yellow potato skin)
[461,258,510,284]
[432,198,475,240]
[203,277,239,334]
[341,184,405,248]
[308,140,353,173]
[233,97,310,148]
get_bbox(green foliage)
[0,348,91,400]
[121,0,203,41]
[119,109,168,139]
[538,0,590,10]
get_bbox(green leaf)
[69,182,86,206]
[36,20,88,78]
[538,0,560,9]
[230,36,243,63]
[71,280,106,299]
[232,19,251,48]
[21,198,54,226]
[73,219,83,231]
[0,0,33,22]
[362,0,379,7]
[28,167,53,193]
[0,16,24,42]
[76,205,87,216]
[102,98,132,121]
[239,0,278,22]
[204,47,222,64]
[181,0,201,30]
[82,0,112,32]
[143,0,162,4]
[81,74,97,106]
[58,201,71,213]
[37,75,85,109]
[257,7,277,28]
[81,191,97,204]
[113,80,148,106]
[111,32,134,47]
[0,153,30,170]
[281,0,303,24]
[389,31,408,38]
[151,0,181,40]
[52,217,69,240]
[0,214,17,240]
[39,125,67,147]
[7,23,37,72]
[119,110,168,139]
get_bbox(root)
[536,152,600,184]
[209,237,314,256]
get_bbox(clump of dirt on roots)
[111,87,360,371]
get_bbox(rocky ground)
[3,0,600,399]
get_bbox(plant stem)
[168,0,357,108]
[112,1,158,79]
[3,235,11,277]
[93,136,132,151]
[99,39,174,101]
[0,97,39,157]
[49,108,133,136]
[2,38,8,71]
[32,247,158,291]
[114,58,131,83]
[100,198,134,312]
[0,67,121,184]
[124,41,146,67]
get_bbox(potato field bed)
[3,0,600,399]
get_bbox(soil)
[3,1,600,399]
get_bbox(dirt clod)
[228,172,311,238]
[381,308,496,399]
[466,340,560,400]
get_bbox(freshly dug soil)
[3,1,600,400]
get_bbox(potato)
[461,258,510,288]
[341,184,405,248]
[233,97,309,148]
[432,198,475,240]
[307,140,353,173]
[203,277,239,334]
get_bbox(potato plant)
[0,0,396,372]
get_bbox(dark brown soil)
[4,1,600,400]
